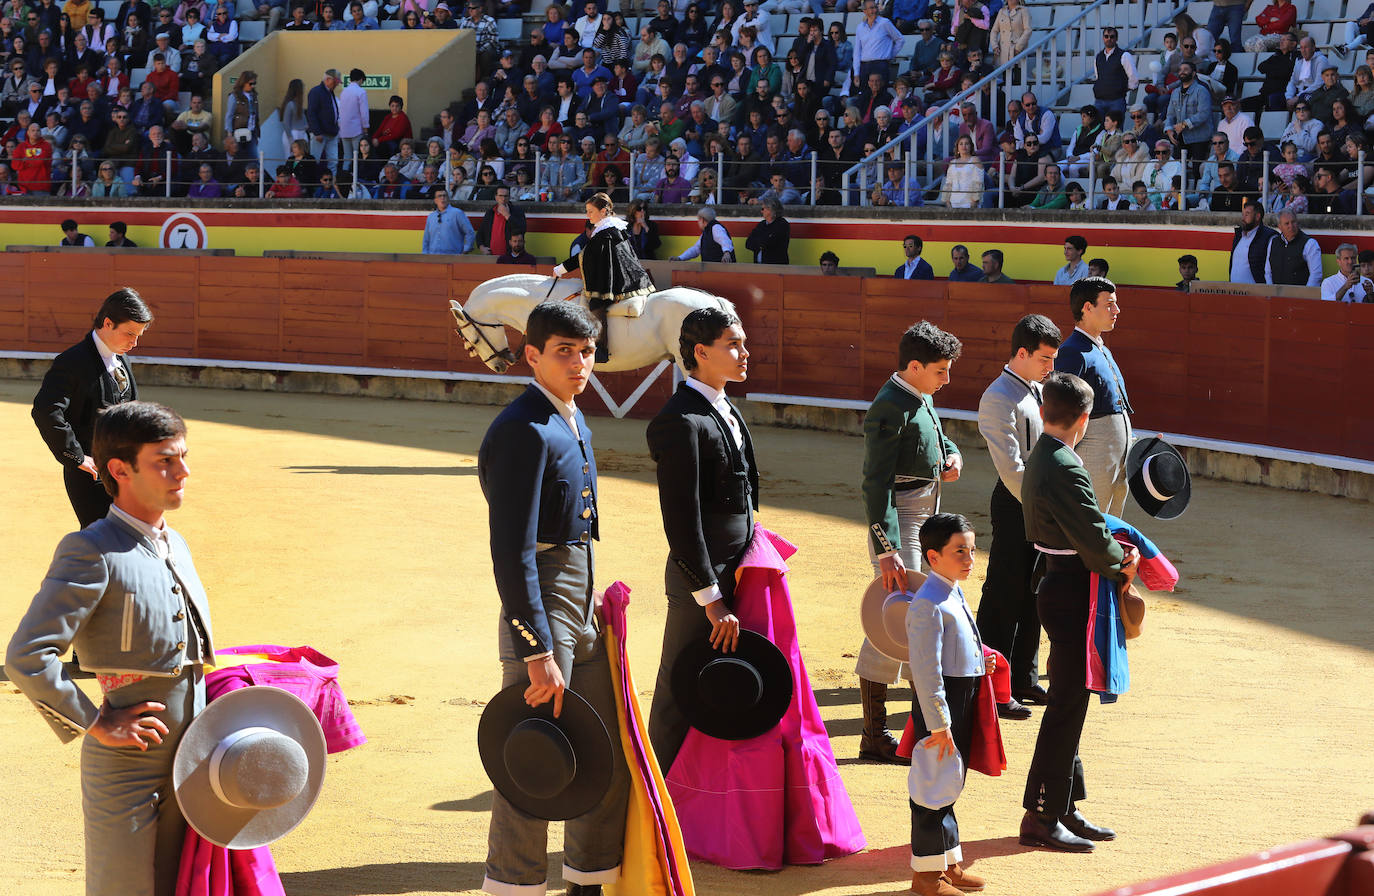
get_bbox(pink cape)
[665,526,867,870]
[174,645,367,896]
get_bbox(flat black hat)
[1127,436,1192,520]
[478,684,613,821]
[671,629,793,741]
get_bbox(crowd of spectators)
[1,0,1374,219]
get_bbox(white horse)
[451,273,737,374]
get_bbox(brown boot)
[911,870,962,895]
[859,678,910,765]
[943,862,987,892]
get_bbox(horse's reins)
[456,308,517,367]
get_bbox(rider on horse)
[551,192,655,362]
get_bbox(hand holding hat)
[859,568,929,663]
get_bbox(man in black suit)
[1018,372,1139,854]
[646,306,758,773]
[32,288,152,527]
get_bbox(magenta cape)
[665,526,867,870]
[174,645,367,896]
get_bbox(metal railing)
[841,0,1188,204]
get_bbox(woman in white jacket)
[940,135,985,208]
[1110,135,1151,191]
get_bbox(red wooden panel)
[1091,838,1349,896]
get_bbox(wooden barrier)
[1,252,1371,461]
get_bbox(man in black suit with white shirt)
[32,288,152,527]
[646,306,758,772]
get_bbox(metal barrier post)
[165,150,172,198]
[1261,150,1269,210]
[1359,151,1366,216]
[259,149,265,194]
[628,150,636,198]
[1180,148,1187,210]
[810,151,817,206]
[534,152,542,198]
[842,169,851,207]
[716,152,723,204]
[71,149,78,194]
[998,150,1006,209]
[903,148,910,206]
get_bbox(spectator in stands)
[818,250,840,273]
[1062,105,1102,179]
[851,0,902,87]
[130,124,176,195]
[1143,139,1183,204]
[1246,0,1296,53]
[283,137,318,188]
[1308,162,1358,213]
[283,5,314,30]
[313,169,344,199]
[1174,254,1199,290]
[872,159,920,206]
[422,188,476,254]
[1053,234,1090,284]
[749,169,797,204]
[571,0,599,49]
[924,50,962,102]
[1095,176,1126,209]
[1214,95,1253,149]
[335,68,367,171]
[343,1,377,29]
[432,3,459,29]
[305,68,340,173]
[144,53,180,118]
[634,24,669,74]
[446,165,472,200]
[940,134,984,208]
[180,38,217,97]
[222,70,259,158]
[1091,26,1138,123]
[1309,66,1351,128]
[1015,92,1061,160]
[205,5,238,62]
[41,108,67,151]
[893,233,934,279]
[990,0,1029,68]
[147,31,180,72]
[373,161,410,199]
[1027,161,1067,209]
[1320,242,1371,301]
[12,119,51,191]
[102,106,139,182]
[186,160,221,197]
[651,154,690,202]
[1208,160,1248,212]
[178,5,205,46]
[460,1,499,74]
[372,95,411,156]
[745,196,789,263]
[387,138,422,180]
[1231,124,1269,189]
[1338,3,1374,56]
[89,159,126,196]
[952,0,990,56]
[622,198,659,258]
[970,248,1010,282]
[1091,109,1126,179]
[493,230,535,265]
[1163,61,1213,161]
[264,164,303,198]
[1241,29,1297,115]
[1286,35,1328,110]
[1195,131,1239,206]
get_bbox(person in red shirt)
[372,94,412,156]
[69,66,96,99]
[144,54,180,115]
[12,122,53,193]
[265,165,303,198]
[1246,0,1298,53]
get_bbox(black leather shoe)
[567,885,602,896]
[997,698,1032,720]
[1061,809,1116,841]
[1018,811,1094,852]
[1012,684,1050,705]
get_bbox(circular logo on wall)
[159,213,208,249]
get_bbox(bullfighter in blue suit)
[477,300,629,896]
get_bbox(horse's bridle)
[454,307,518,369]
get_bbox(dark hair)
[1102,175,1118,186]
[1358,249,1374,264]
[982,247,1005,266]
[1064,234,1088,254]
[898,320,961,369]
[903,233,923,251]
[93,401,186,497]
[1242,198,1263,212]
[1041,371,1094,427]
[1010,313,1061,356]
[1088,257,1109,273]
[819,250,839,265]
[1178,254,1198,265]
[93,287,153,330]
[919,512,974,561]
[109,220,127,235]
[525,300,600,353]
[678,306,742,371]
[1217,160,1235,171]
[61,217,78,231]
[350,68,366,82]
[1243,125,1265,142]
[1070,276,1116,322]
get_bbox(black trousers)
[1022,555,1089,816]
[910,675,979,862]
[976,480,1041,692]
[65,464,112,528]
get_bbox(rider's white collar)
[591,215,627,236]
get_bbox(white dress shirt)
[532,380,580,440]
[1231,226,1260,283]
[1321,271,1372,302]
[110,504,171,559]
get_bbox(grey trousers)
[483,544,629,896]
[1076,413,1132,517]
[81,667,204,896]
[855,482,938,685]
